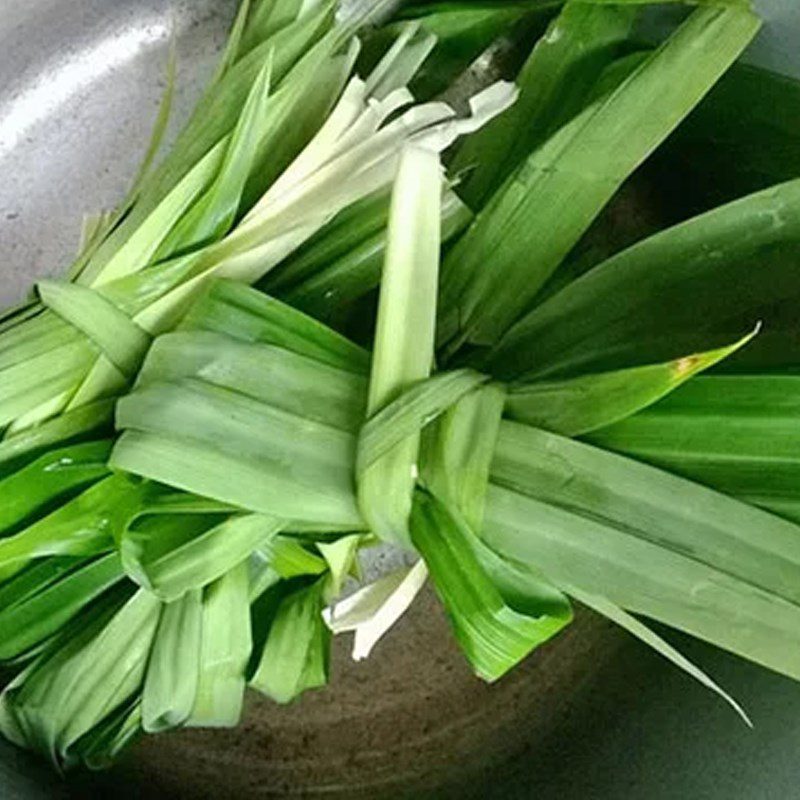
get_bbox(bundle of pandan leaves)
[3,0,800,770]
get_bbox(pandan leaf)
[505,328,757,436]
[88,142,227,287]
[121,510,283,600]
[452,1,637,209]
[0,328,96,430]
[0,557,87,612]
[0,553,124,663]
[421,382,506,533]
[586,374,800,524]
[438,5,760,351]
[37,281,150,378]
[154,55,276,258]
[213,0,253,82]
[257,536,328,579]
[77,211,116,260]
[0,401,114,477]
[71,698,142,771]
[80,2,338,286]
[411,491,570,682]
[3,587,159,765]
[490,178,800,380]
[364,22,437,101]
[113,380,361,527]
[265,188,393,293]
[0,475,148,580]
[249,577,330,702]
[181,279,371,373]
[568,587,750,725]
[142,589,203,732]
[317,533,363,597]
[278,190,472,320]
[135,331,367,432]
[356,369,487,475]
[187,562,251,727]
[358,146,443,548]
[0,441,111,534]
[484,422,800,681]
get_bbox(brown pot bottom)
[66,588,624,799]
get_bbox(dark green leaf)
[411,491,571,682]
[587,374,800,523]
[451,1,637,209]
[491,178,800,380]
[438,5,760,351]
[505,331,754,435]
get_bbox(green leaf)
[586,374,800,523]
[0,441,111,534]
[247,553,283,602]
[113,379,361,528]
[0,400,114,476]
[470,543,572,621]
[213,0,253,81]
[92,69,512,342]
[70,697,142,771]
[239,0,318,59]
[4,587,160,765]
[121,509,283,600]
[0,475,148,580]
[77,211,117,259]
[136,331,367,432]
[0,557,86,612]
[356,369,487,475]
[358,146,443,548]
[505,330,756,436]
[0,324,96,430]
[484,422,800,681]
[88,142,227,287]
[0,553,124,663]
[239,30,359,210]
[37,281,151,379]
[411,491,570,682]
[257,536,328,579]
[317,533,362,597]
[452,1,637,209]
[155,55,275,259]
[249,577,329,703]
[276,190,472,320]
[187,561,251,727]
[438,5,760,351]
[569,587,750,725]
[491,178,800,380]
[363,21,437,101]
[71,698,142,771]
[79,2,337,286]
[181,279,370,373]
[264,188,393,293]
[420,381,506,533]
[142,589,202,732]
